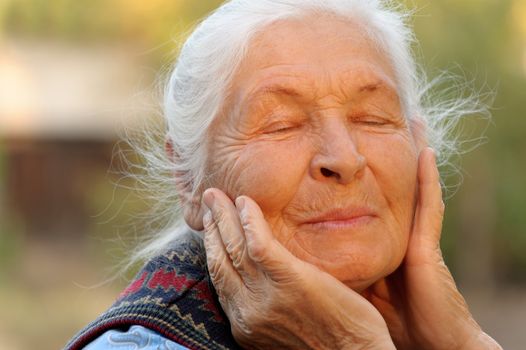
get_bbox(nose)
[309,120,366,185]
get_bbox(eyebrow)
[245,84,304,106]
[359,81,382,93]
[244,77,397,108]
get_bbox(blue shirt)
[83,325,190,350]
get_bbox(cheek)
[225,140,309,218]
[363,132,418,232]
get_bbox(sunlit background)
[0,1,525,349]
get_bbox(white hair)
[122,0,489,266]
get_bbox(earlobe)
[176,174,206,231]
[183,200,206,231]
[165,137,205,231]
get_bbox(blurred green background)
[0,0,525,349]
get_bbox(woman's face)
[205,16,422,291]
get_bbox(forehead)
[230,14,398,105]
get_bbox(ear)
[165,139,205,231]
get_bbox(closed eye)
[361,120,386,126]
[353,117,388,126]
[263,122,300,134]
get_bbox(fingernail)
[428,147,436,160]
[235,196,245,212]
[202,190,215,210]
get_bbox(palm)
[363,148,478,350]
[364,239,457,349]
[362,268,412,349]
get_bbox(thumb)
[235,196,301,280]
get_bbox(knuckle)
[203,229,215,248]
[216,289,231,310]
[231,322,253,342]
[230,306,260,342]
[233,249,247,271]
[247,241,267,263]
[213,206,229,226]
[240,209,257,230]
[226,239,245,266]
[207,261,219,282]
[207,254,226,284]
[203,217,215,232]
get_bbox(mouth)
[301,207,377,231]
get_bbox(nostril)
[320,167,337,178]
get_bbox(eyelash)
[262,115,390,134]
[352,116,388,126]
[264,122,299,134]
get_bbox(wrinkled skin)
[202,189,395,350]
[175,14,501,350]
[203,15,418,293]
[202,150,500,349]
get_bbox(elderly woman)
[66,1,502,349]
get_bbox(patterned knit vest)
[64,237,242,350]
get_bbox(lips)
[301,207,377,230]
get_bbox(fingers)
[236,195,302,282]
[202,205,243,298]
[203,189,258,281]
[203,188,301,286]
[413,147,445,247]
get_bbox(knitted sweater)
[64,237,241,350]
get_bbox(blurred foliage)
[0,141,10,282]
[0,0,525,282]
[0,0,224,65]
[0,145,25,291]
[407,0,526,283]
[1,2,525,348]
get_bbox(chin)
[337,279,373,293]
[286,234,404,292]
[323,257,400,293]
[336,271,385,293]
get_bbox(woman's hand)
[202,189,395,350]
[363,147,502,350]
